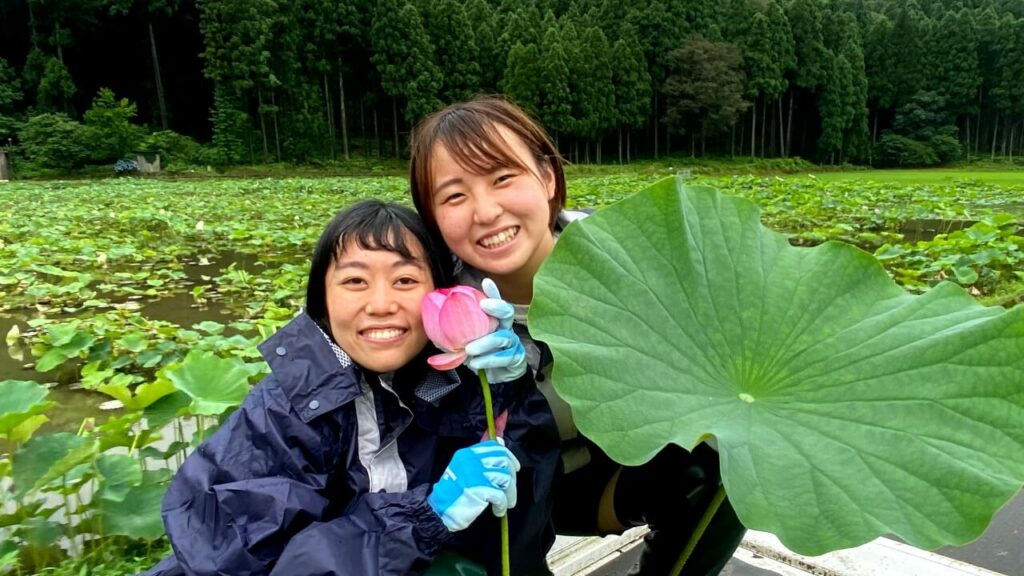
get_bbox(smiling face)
[429,125,556,299]
[325,237,433,373]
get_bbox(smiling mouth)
[479,226,519,249]
[361,328,407,342]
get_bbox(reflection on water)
[0,252,263,432]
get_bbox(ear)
[542,163,556,201]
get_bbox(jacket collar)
[258,312,363,423]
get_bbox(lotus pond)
[0,174,1022,573]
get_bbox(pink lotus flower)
[421,285,498,370]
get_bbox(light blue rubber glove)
[427,439,521,532]
[465,278,527,383]
[479,278,514,330]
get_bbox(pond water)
[1,253,258,431]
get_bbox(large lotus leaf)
[13,433,90,497]
[164,350,251,415]
[95,454,143,502]
[0,380,54,435]
[529,178,1024,556]
[98,481,166,539]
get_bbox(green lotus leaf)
[164,350,251,415]
[98,482,165,540]
[0,380,54,435]
[13,433,90,497]
[95,454,143,502]
[530,178,1024,556]
[118,332,149,353]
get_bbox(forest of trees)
[1,0,1023,169]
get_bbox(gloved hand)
[465,279,527,383]
[427,439,521,532]
[479,278,514,330]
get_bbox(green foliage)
[0,58,23,140]
[35,57,76,115]
[209,85,250,164]
[877,214,1024,293]
[141,130,203,165]
[874,134,939,167]
[530,177,1024,556]
[83,88,147,162]
[662,35,747,145]
[928,134,963,164]
[17,113,92,170]
[371,0,442,125]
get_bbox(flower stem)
[668,484,727,576]
[478,370,510,576]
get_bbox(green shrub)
[83,88,147,163]
[928,134,963,164]
[17,113,92,170]
[873,134,938,167]
[141,130,203,165]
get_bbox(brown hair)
[409,96,566,241]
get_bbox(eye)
[395,276,421,287]
[340,277,367,288]
[439,191,465,205]
[495,173,516,185]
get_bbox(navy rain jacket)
[143,312,560,576]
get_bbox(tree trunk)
[360,99,367,156]
[991,112,998,160]
[653,96,659,159]
[627,130,631,163]
[618,125,623,164]
[596,137,602,163]
[392,97,399,159]
[965,116,971,161]
[0,150,10,180]
[778,97,785,157]
[731,123,736,158]
[1009,123,1016,164]
[1001,117,1009,157]
[374,106,381,158]
[257,87,270,161]
[760,98,766,158]
[148,23,168,130]
[324,73,335,159]
[665,126,670,156]
[27,0,38,48]
[872,113,878,146]
[56,22,64,63]
[975,87,983,156]
[690,132,695,158]
[338,65,349,161]
[785,90,794,157]
[701,121,706,156]
[750,100,756,158]
[270,87,282,161]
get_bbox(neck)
[490,232,554,305]
[491,271,535,305]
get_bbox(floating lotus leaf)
[0,380,54,436]
[530,177,1024,555]
[163,350,251,415]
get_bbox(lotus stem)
[668,484,727,576]
[478,370,510,576]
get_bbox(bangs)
[332,210,421,264]
[433,114,534,178]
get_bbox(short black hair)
[306,200,453,338]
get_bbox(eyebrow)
[333,258,426,272]
[434,176,464,193]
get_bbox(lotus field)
[1,174,1022,573]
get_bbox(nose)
[473,191,503,225]
[364,284,398,315]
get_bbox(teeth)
[480,227,519,248]
[365,329,403,341]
